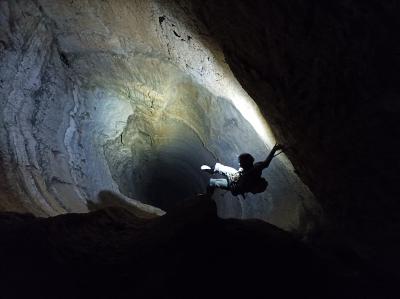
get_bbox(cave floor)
[0,196,395,299]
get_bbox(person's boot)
[200,165,214,174]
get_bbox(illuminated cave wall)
[0,0,320,231]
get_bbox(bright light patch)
[152,2,276,149]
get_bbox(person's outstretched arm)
[258,144,284,170]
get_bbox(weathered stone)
[0,0,318,232]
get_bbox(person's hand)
[273,144,285,151]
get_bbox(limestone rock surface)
[0,0,318,232]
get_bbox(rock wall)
[190,0,400,273]
[0,0,318,231]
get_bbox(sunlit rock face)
[0,0,319,231]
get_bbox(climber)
[201,144,284,198]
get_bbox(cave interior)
[0,0,399,298]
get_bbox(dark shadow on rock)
[87,190,166,219]
[0,195,396,299]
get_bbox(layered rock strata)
[0,0,318,231]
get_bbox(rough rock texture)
[0,0,318,231]
[190,0,400,276]
[1,0,399,290]
[0,197,394,299]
